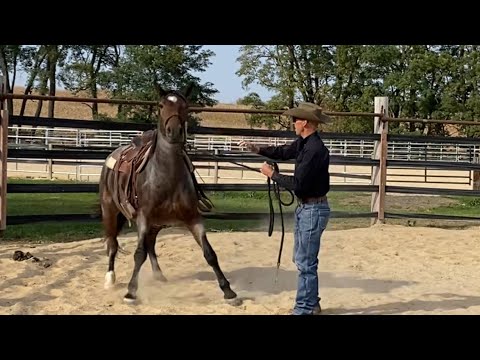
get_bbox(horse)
[98,83,238,304]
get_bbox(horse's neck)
[150,134,185,171]
[141,133,194,197]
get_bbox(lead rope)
[229,160,294,282]
[267,161,294,283]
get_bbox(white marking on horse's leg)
[123,296,137,304]
[104,271,116,289]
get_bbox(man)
[239,102,331,315]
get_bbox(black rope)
[266,162,295,277]
[229,160,294,276]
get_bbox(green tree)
[0,45,25,114]
[99,45,218,126]
[236,45,480,136]
[60,45,121,119]
[237,92,291,130]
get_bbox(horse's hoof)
[224,289,238,300]
[104,271,116,289]
[123,293,137,304]
[226,297,243,307]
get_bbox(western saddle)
[105,129,213,221]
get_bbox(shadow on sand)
[183,266,415,296]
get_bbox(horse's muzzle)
[165,125,185,144]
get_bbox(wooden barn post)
[370,96,388,225]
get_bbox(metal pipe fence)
[8,125,480,162]
[6,127,478,186]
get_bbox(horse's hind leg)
[187,218,237,301]
[102,195,127,289]
[146,226,168,282]
[124,212,149,303]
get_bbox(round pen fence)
[1,75,480,232]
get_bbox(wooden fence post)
[473,155,480,190]
[213,148,219,184]
[0,75,8,233]
[370,97,388,225]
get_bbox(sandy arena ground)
[1,224,480,315]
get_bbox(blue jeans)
[292,200,330,315]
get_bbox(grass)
[2,178,480,243]
[421,196,480,217]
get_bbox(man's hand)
[260,162,274,178]
[238,140,259,153]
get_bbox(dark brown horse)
[98,83,237,304]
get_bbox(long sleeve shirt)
[258,131,330,199]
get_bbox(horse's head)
[155,82,194,145]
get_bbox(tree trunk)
[408,89,417,133]
[90,47,100,119]
[286,46,295,108]
[112,45,123,118]
[300,46,314,103]
[32,72,49,136]
[20,49,47,116]
[47,55,57,118]
[0,49,13,114]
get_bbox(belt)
[298,195,328,204]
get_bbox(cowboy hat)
[282,102,331,124]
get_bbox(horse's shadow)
[187,266,415,297]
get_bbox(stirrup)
[120,200,136,220]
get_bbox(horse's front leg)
[124,212,150,303]
[186,217,238,301]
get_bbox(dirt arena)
[1,223,480,315]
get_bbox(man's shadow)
[186,266,415,296]
[179,268,480,314]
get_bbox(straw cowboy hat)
[283,102,331,124]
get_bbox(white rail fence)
[7,126,480,186]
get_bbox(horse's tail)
[95,165,107,220]
[93,199,102,219]
[192,169,214,212]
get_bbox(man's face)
[293,118,307,136]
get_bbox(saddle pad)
[105,155,117,170]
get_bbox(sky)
[194,45,275,104]
[12,45,275,105]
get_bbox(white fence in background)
[7,125,480,185]
[9,125,480,160]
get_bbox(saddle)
[131,129,156,148]
[105,129,213,221]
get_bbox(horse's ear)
[154,81,167,98]
[183,82,195,100]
